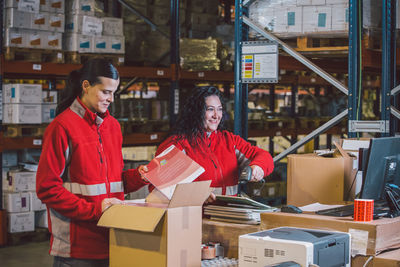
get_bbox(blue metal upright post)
[382,0,397,136]
[169,0,179,126]
[234,0,249,139]
[348,0,362,138]
[234,0,243,137]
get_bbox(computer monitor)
[360,136,400,200]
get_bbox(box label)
[349,228,369,256]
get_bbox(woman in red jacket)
[155,86,274,202]
[36,58,148,266]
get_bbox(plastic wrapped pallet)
[249,0,381,37]
[180,38,220,71]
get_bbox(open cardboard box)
[98,181,211,267]
[287,141,357,206]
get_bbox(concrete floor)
[0,241,53,267]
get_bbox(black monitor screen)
[360,136,400,200]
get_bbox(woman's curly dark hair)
[170,86,226,149]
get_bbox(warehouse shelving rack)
[234,0,400,163]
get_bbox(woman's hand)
[101,198,122,212]
[138,165,149,182]
[204,192,216,204]
[250,165,265,182]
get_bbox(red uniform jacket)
[156,131,274,195]
[36,98,147,259]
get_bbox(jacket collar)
[70,97,109,127]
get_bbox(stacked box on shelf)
[42,90,58,123]
[3,0,64,51]
[2,170,38,233]
[248,0,353,38]
[64,0,125,56]
[2,84,43,124]
[187,0,219,39]
[2,149,47,232]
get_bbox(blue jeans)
[53,256,108,267]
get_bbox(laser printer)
[239,227,351,267]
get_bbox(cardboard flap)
[333,141,350,158]
[146,188,170,204]
[97,204,166,232]
[168,180,211,208]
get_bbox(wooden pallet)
[7,228,50,246]
[4,47,64,63]
[3,124,48,138]
[65,52,125,66]
[295,36,348,52]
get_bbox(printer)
[239,227,351,267]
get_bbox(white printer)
[239,227,351,267]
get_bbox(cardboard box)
[109,36,125,54]
[42,103,57,123]
[374,248,400,266]
[29,192,46,211]
[3,103,42,124]
[26,30,45,49]
[122,146,157,161]
[7,211,35,233]
[274,6,303,34]
[331,3,349,32]
[3,170,36,192]
[103,17,123,36]
[3,84,42,104]
[48,14,65,33]
[42,90,58,104]
[65,0,95,15]
[63,33,93,52]
[35,210,48,228]
[65,14,102,35]
[48,0,65,13]
[3,192,30,213]
[303,6,332,33]
[5,0,48,11]
[98,181,211,267]
[287,147,356,206]
[4,28,26,48]
[202,219,261,259]
[260,212,400,256]
[93,36,110,53]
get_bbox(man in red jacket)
[36,59,147,266]
[154,86,274,203]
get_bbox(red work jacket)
[36,98,146,259]
[156,131,274,195]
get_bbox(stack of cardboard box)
[4,0,64,51]
[64,0,125,56]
